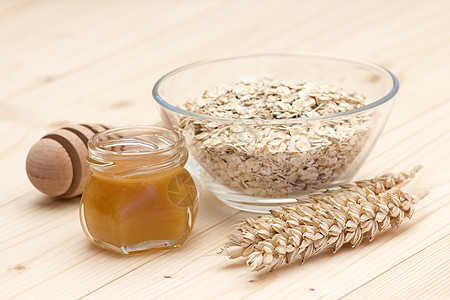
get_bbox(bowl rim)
[152,53,399,123]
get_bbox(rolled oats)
[176,78,376,197]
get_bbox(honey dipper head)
[26,123,110,198]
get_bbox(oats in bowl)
[177,78,375,197]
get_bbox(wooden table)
[1,1,449,299]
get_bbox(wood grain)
[0,0,449,299]
[341,235,450,300]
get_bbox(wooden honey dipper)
[26,124,110,198]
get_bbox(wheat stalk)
[220,166,427,271]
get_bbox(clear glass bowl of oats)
[152,54,399,212]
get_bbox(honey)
[80,126,199,254]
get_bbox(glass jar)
[80,126,199,254]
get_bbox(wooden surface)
[1,0,449,299]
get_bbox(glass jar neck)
[87,126,188,178]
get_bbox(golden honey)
[80,126,199,254]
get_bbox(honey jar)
[80,126,199,254]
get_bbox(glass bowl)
[152,54,398,212]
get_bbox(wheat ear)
[221,166,427,271]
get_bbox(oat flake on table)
[176,78,377,197]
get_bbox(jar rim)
[89,125,185,157]
[87,126,189,175]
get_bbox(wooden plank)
[361,100,450,178]
[341,235,450,300]
[0,0,218,100]
[3,0,448,104]
[1,0,450,298]
[0,0,32,13]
